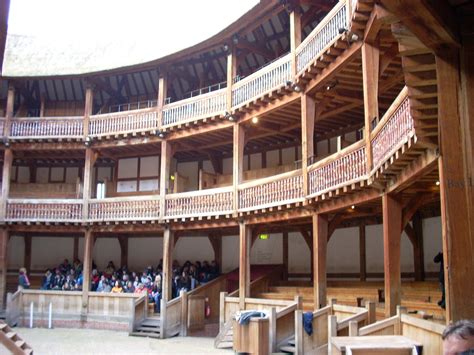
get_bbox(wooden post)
[81,230,94,319]
[382,194,402,317]
[157,74,167,129]
[290,9,302,78]
[24,234,31,272]
[83,84,94,137]
[282,231,289,281]
[39,94,46,117]
[437,47,474,322]
[359,224,367,281]
[159,141,173,219]
[4,84,14,137]
[0,149,13,220]
[209,233,222,274]
[233,123,245,212]
[180,289,188,336]
[0,229,8,309]
[239,221,251,309]
[412,213,425,281]
[226,46,237,113]
[161,227,174,338]
[361,42,379,174]
[118,236,128,268]
[301,94,315,197]
[82,148,97,221]
[313,214,328,309]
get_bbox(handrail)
[89,196,160,221]
[6,198,83,222]
[186,274,227,297]
[276,302,298,319]
[336,309,368,331]
[10,116,84,139]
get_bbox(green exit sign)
[259,234,269,240]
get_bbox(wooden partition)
[5,290,22,326]
[186,274,227,324]
[10,181,82,199]
[162,295,183,338]
[130,293,148,333]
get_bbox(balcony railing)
[89,108,159,137]
[88,196,160,222]
[6,199,83,222]
[371,87,413,172]
[296,1,347,74]
[0,118,5,136]
[232,54,292,109]
[162,88,227,127]
[238,170,304,211]
[9,117,84,139]
[308,141,367,197]
[165,187,234,219]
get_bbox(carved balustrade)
[9,117,84,139]
[6,199,83,222]
[88,196,160,222]
[89,108,158,137]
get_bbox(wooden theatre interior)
[0,0,473,353]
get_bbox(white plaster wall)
[250,233,282,265]
[31,237,74,270]
[267,150,279,168]
[117,158,138,179]
[176,161,198,191]
[327,227,359,273]
[66,167,79,183]
[288,232,311,273]
[128,237,162,271]
[282,147,296,165]
[202,160,215,174]
[423,217,442,272]
[174,237,214,264]
[93,238,120,271]
[7,235,24,269]
[17,167,30,183]
[316,141,328,157]
[250,153,262,170]
[36,167,49,183]
[222,235,239,273]
[222,157,233,175]
[140,156,159,177]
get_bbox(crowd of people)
[19,258,220,313]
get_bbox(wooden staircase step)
[216,341,233,349]
[129,331,161,339]
[280,345,296,353]
[6,331,16,339]
[0,323,7,330]
[136,326,161,333]
[15,340,25,348]
[141,318,161,327]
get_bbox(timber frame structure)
[0,0,473,331]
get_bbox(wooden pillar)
[73,236,79,262]
[313,214,328,309]
[233,124,245,212]
[0,229,8,309]
[82,148,96,221]
[157,74,167,129]
[226,46,237,113]
[282,231,289,281]
[301,94,315,197]
[4,84,15,137]
[118,236,128,268]
[24,234,31,272]
[81,230,94,318]
[162,227,174,302]
[412,214,425,281]
[437,46,474,321]
[359,224,367,281]
[209,233,222,274]
[382,194,402,317]
[290,9,302,78]
[39,94,46,117]
[83,84,93,137]
[239,221,251,308]
[0,149,13,220]
[159,140,173,218]
[361,42,379,173]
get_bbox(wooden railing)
[130,292,148,333]
[165,186,233,219]
[186,274,227,324]
[270,301,299,352]
[9,117,84,139]
[89,108,158,137]
[238,170,303,211]
[308,141,367,197]
[6,289,22,327]
[371,87,414,172]
[232,53,292,109]
[296,0,348,74]
[161,294,183,338]
[162,88,226,127]
[6,199,83,222]
[88,196,160,222]
[0,118,5,136]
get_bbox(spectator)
[18,267,30,289]
[111,281,123,293]
[443,319,474,355]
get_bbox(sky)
[4,0,260,75]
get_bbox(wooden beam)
[327,214,343,242]
[227,47,237,113]
[0,229,7,309]
[157,74,167,129]
[301,94,315,197]
[81,230,94,318]
[313,214,328,309]
[437,49,474,322]
[118,236,128,268]
[160,141,173,218]
[290,9,302,78]
[162,228,174,302]
[283,231,289,281]
[382,194,402,317]
[82,148,97,220]
[233,124,245,212]
[412,213,425,282]
[239,221,251,308]
[359,224,367,281]
[83,84,94,137]
[0,149,13,221]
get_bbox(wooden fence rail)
[6,199,83,222]
[89,108,158,137]
[10,117,84,139]
[88,196,160,222]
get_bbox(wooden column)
[290,9,302,78]
[226,46,237,113]
[0,229,8,309]
[118,236,128,268]
[83,84,93,137]
[73,236,79,262]
[437,47,474,322]
[39,94,46,117]
[313,214,328,309]
[24,234,31,272]
[301,94,315,197]
[233,124,245,212]
[0,149,13,220]
[81,230,94,318]
[209,233,222,274]
[359,224,367,281]
[4,84,14,137]
[239,221,251,308]
[382,194,402,317]
[159,140,173,218]
[157,74,167,129]
[82,148,96,221]
[412,214,425,281]
[162,227,174,302]
[282,231,289,281]
[361,42,379,173]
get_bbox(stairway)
[279,336,296,353]
[129,316,161,339]
[0,321,33,354]
[214,320,233,349]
